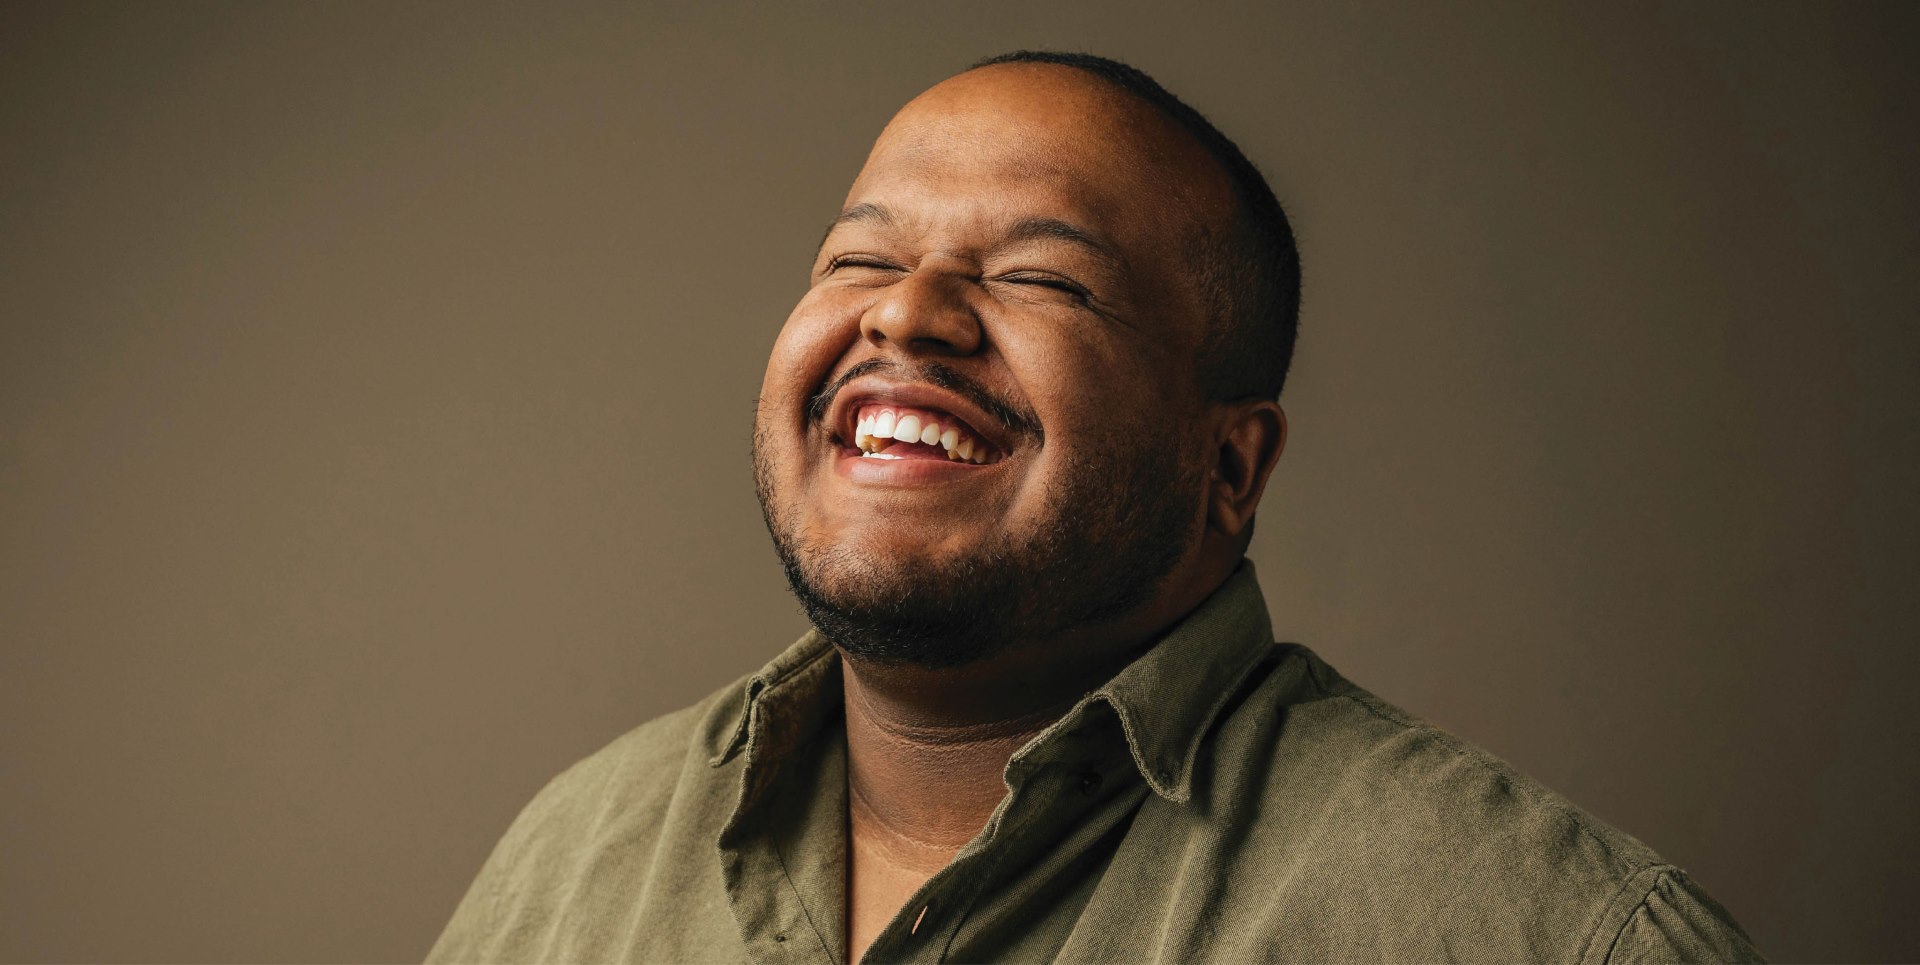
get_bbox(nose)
[858,265,983,356]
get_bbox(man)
[429,52,1761,963]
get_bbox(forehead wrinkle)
[847,137,1136,266]
[871,111,1212,268]
[876,99,1106,185]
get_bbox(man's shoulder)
[1193,644,1761,961]
[515,672,749,834]
[426,676,760,963]
[457,671,750,901]
[1241,644,1663,872]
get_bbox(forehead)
[844,65,1232,257]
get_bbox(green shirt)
[428,563,1761,963]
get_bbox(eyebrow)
[999,216,1123,273]
[816,202,895,253]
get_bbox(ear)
[1206,400,1287,538]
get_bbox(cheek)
[997,324,1173,446]
[759,289,863,420]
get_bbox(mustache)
[804,358,1042,440]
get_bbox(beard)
[751,407,1203,670]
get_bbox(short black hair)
[971,50,1301,401]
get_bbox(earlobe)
[1205,401,1287,537]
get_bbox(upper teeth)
[853,406,995,463]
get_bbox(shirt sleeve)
[1601,868,1766,964]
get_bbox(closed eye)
[999,272,1091,301]
[825,255,900,273]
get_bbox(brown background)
[3,2,1915,961]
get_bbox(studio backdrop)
[2,2,1915,961]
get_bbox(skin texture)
[750,62,1288,962]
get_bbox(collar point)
[1144,763,1194,804]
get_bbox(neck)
[838,597,1195,862]
[842,663,1061,870]
[836,556,1238,960]
[841,650,1106,963]
[838,552,1240,854]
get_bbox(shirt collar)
[1034,560,1275,803]
[706,627,837,769]
[710,560,1276,805]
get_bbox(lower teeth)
[860,451,903,460]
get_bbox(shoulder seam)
[1578,864,1674,964]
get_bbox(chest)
[846,826,944,964]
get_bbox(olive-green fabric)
[428,563,1762,963]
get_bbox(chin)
[779,537,1025,669]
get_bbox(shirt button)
[1078,771,1103,796]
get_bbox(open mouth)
[842,403,1005,464]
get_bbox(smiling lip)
[822,379,1019,485]
[835,445,998,485]
[827,380,1016,461]
[849,403,1002,464]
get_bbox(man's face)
[752,64,1236,667]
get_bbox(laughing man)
[428,51,1761,964]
